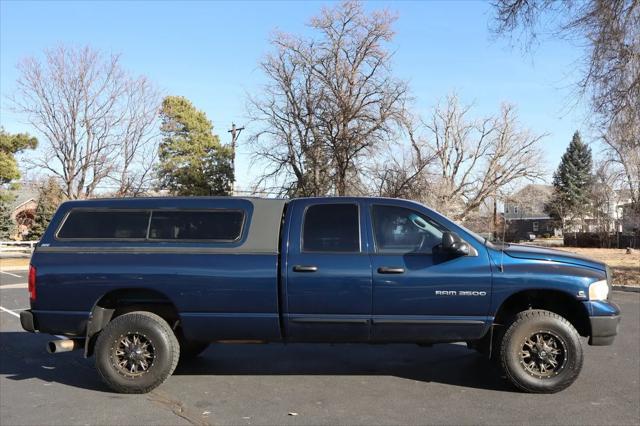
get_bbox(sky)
[0,0,593,192]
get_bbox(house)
[503,183,637,242]
[587,187,634,234]
[503,184,560,241]
[620,202,640,235]
[7,188,38,240]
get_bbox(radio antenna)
[499,215,507,272]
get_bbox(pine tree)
[0,127,38,185]
[548,131,593,230]
[27,178,64,240]
[156,96,234,196]
[0,192,16,240]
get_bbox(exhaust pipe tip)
[47,339,83,354]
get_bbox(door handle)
[293,265,318,273]
[377,266,405,274]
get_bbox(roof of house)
[511,184,554,198]
[9,188,38,211]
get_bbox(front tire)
[500,309,583,393]
[95,311,180,394]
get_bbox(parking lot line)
[0,271,22,278]
[0,306,21,317]
[0,283,28,289]
[0,305,67,339]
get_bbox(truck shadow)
[175,342,512,392]
[1,331,512,392]
[0,331,105,392]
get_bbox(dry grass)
[0,257,30,269]
[555,247,639,286]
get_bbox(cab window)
[303,204,360,252]
[371,205,444,254]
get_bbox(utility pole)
[227,123,244,195]
[493,194,499,240]
[493,170,500,240]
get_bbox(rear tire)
[499,309,583,393]
[95,311,180,394]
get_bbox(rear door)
[283,199,372,342]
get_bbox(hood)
[504,244,606,271]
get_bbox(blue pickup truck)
[20,196,620,394]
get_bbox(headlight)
[589,280,609,301]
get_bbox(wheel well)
[96,288,179,324]
[494,289,591,337]
[84,288,180,357]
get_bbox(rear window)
[148,210,244,241]
[302,203,359,252]
[56,210,149,239]
[57,209,245,241]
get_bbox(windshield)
[410,200,508,249]
[452,222,508,249]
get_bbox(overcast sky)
[1,0,593,191]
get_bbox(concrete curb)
[613,285,640,293]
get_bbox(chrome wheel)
[519,330,567,379]
[111,332,155,377]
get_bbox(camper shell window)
[56,209,245,242]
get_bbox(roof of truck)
[60,195,411,202]
[59,196,285,202]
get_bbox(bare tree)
[368,114,438,200]
[602,107,640,206]
[112,76,161,196]
[248,35,329,197]
[591,161,621,235]
[11,45,160,199]
[493,0,638,116]
[492,0,640,212]
[372,94,546,222]
[248,0,408,196]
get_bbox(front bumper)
[589,314,620,346]
[20,309,36,333]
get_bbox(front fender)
[489,258,605,315]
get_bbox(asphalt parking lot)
[1,268,639,426]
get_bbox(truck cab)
[282,197,493,344]
[20,196,620,394]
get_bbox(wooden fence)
[0,241,38,254]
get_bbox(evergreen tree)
[27,178,64,240]
[0,192,16,240]
[156,96,233,196]
[548,131,594,230]
[0,127,38,185]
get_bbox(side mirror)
[441,231,470,256]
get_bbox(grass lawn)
[2,247,637,286]
[556,247,639,287]
[0,257,31,269]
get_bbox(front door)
[284,200,372,342]
[367,201,492,342]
